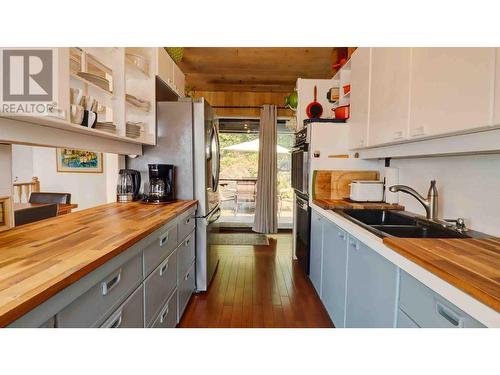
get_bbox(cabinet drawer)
[178,207,196,242]
[58,253,142,328]
[397,309,420,328]
[144,249,178,326]
[143,221,178,277]
[178,262,195,322]
[151,289,178,328]
[101,285,144,328]
[399,271,485,328]
[177,230,195,282]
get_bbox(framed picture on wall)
[56,149,103,173]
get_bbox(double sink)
[335,209,472,239]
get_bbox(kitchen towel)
[384,167,399,204]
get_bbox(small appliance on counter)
[350,180,384,202]
[117,169,141,202]
[142,164,175,203]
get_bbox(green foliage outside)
[219,132,294,199]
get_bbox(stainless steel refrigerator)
[127,98,221,292]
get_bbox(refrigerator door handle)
[207,207,221,224]
[209,123,221,192]
[214,124,221,191]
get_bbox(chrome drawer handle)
[436,302,463,327]
[159,232,169,247]
[159,259,169,276]
[101,269,122,296]
[185,272,190,281]
[107,312,123,328]
[160,303,170,324]
[349,239,359,250]
[185,217,192,225]
[185,237,191,247]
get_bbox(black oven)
[291,127,309,197]
[295,193,311,275]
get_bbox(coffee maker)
[143,164,175,203]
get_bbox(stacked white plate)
[126,121,143,139]
[95,122,117,134]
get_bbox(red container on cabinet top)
[334,105,350,120]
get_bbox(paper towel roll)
[384,167,399,204]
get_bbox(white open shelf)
[0,114,146,145]
[0,47,188,153]
[70,73,114,98]
[124,47,156,145]
[67,47,157,146]
[331,59,351,109]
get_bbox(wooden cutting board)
[312,170,380,200]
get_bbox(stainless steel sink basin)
[335,209,471,239]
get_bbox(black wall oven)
[295,193,311,275]
[292,125,311,276]
[291,127,309,197]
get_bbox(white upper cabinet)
[348,48,371,149]
[409,48,495,138]
[493,48,500,126]
[368,48,411,146]
[173,63,186,97]
[156,48,185,97]
[157,48,175,87]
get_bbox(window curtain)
[252,104,278,234]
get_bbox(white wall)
[390,154,500,236]
[11,145,33,183]
[0,144,13,197]
[11,145,121,210]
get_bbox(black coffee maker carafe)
[144,164,175,203]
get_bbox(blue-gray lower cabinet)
[397,309,420,328]
[309,210,324,296]
[399,271,485,328]
[321,220,348,328]
[345,235,398,328]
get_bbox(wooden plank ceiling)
[178,47,336,93]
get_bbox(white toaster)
[349,180,384,202]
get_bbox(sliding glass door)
[217,118,293,229]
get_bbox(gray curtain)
[252,105,278,234]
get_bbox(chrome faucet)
[389,180,438,220]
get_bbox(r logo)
[2,49,53,102]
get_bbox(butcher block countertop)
[0,200,197,327]
[313,198,404,211]
[383,237,500,313]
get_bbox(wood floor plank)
[178,233,333,328]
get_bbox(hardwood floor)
[179,233,333,328]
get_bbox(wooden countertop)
[313,198,404,211]
[383,237,500,312]
[0,200,197,327]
